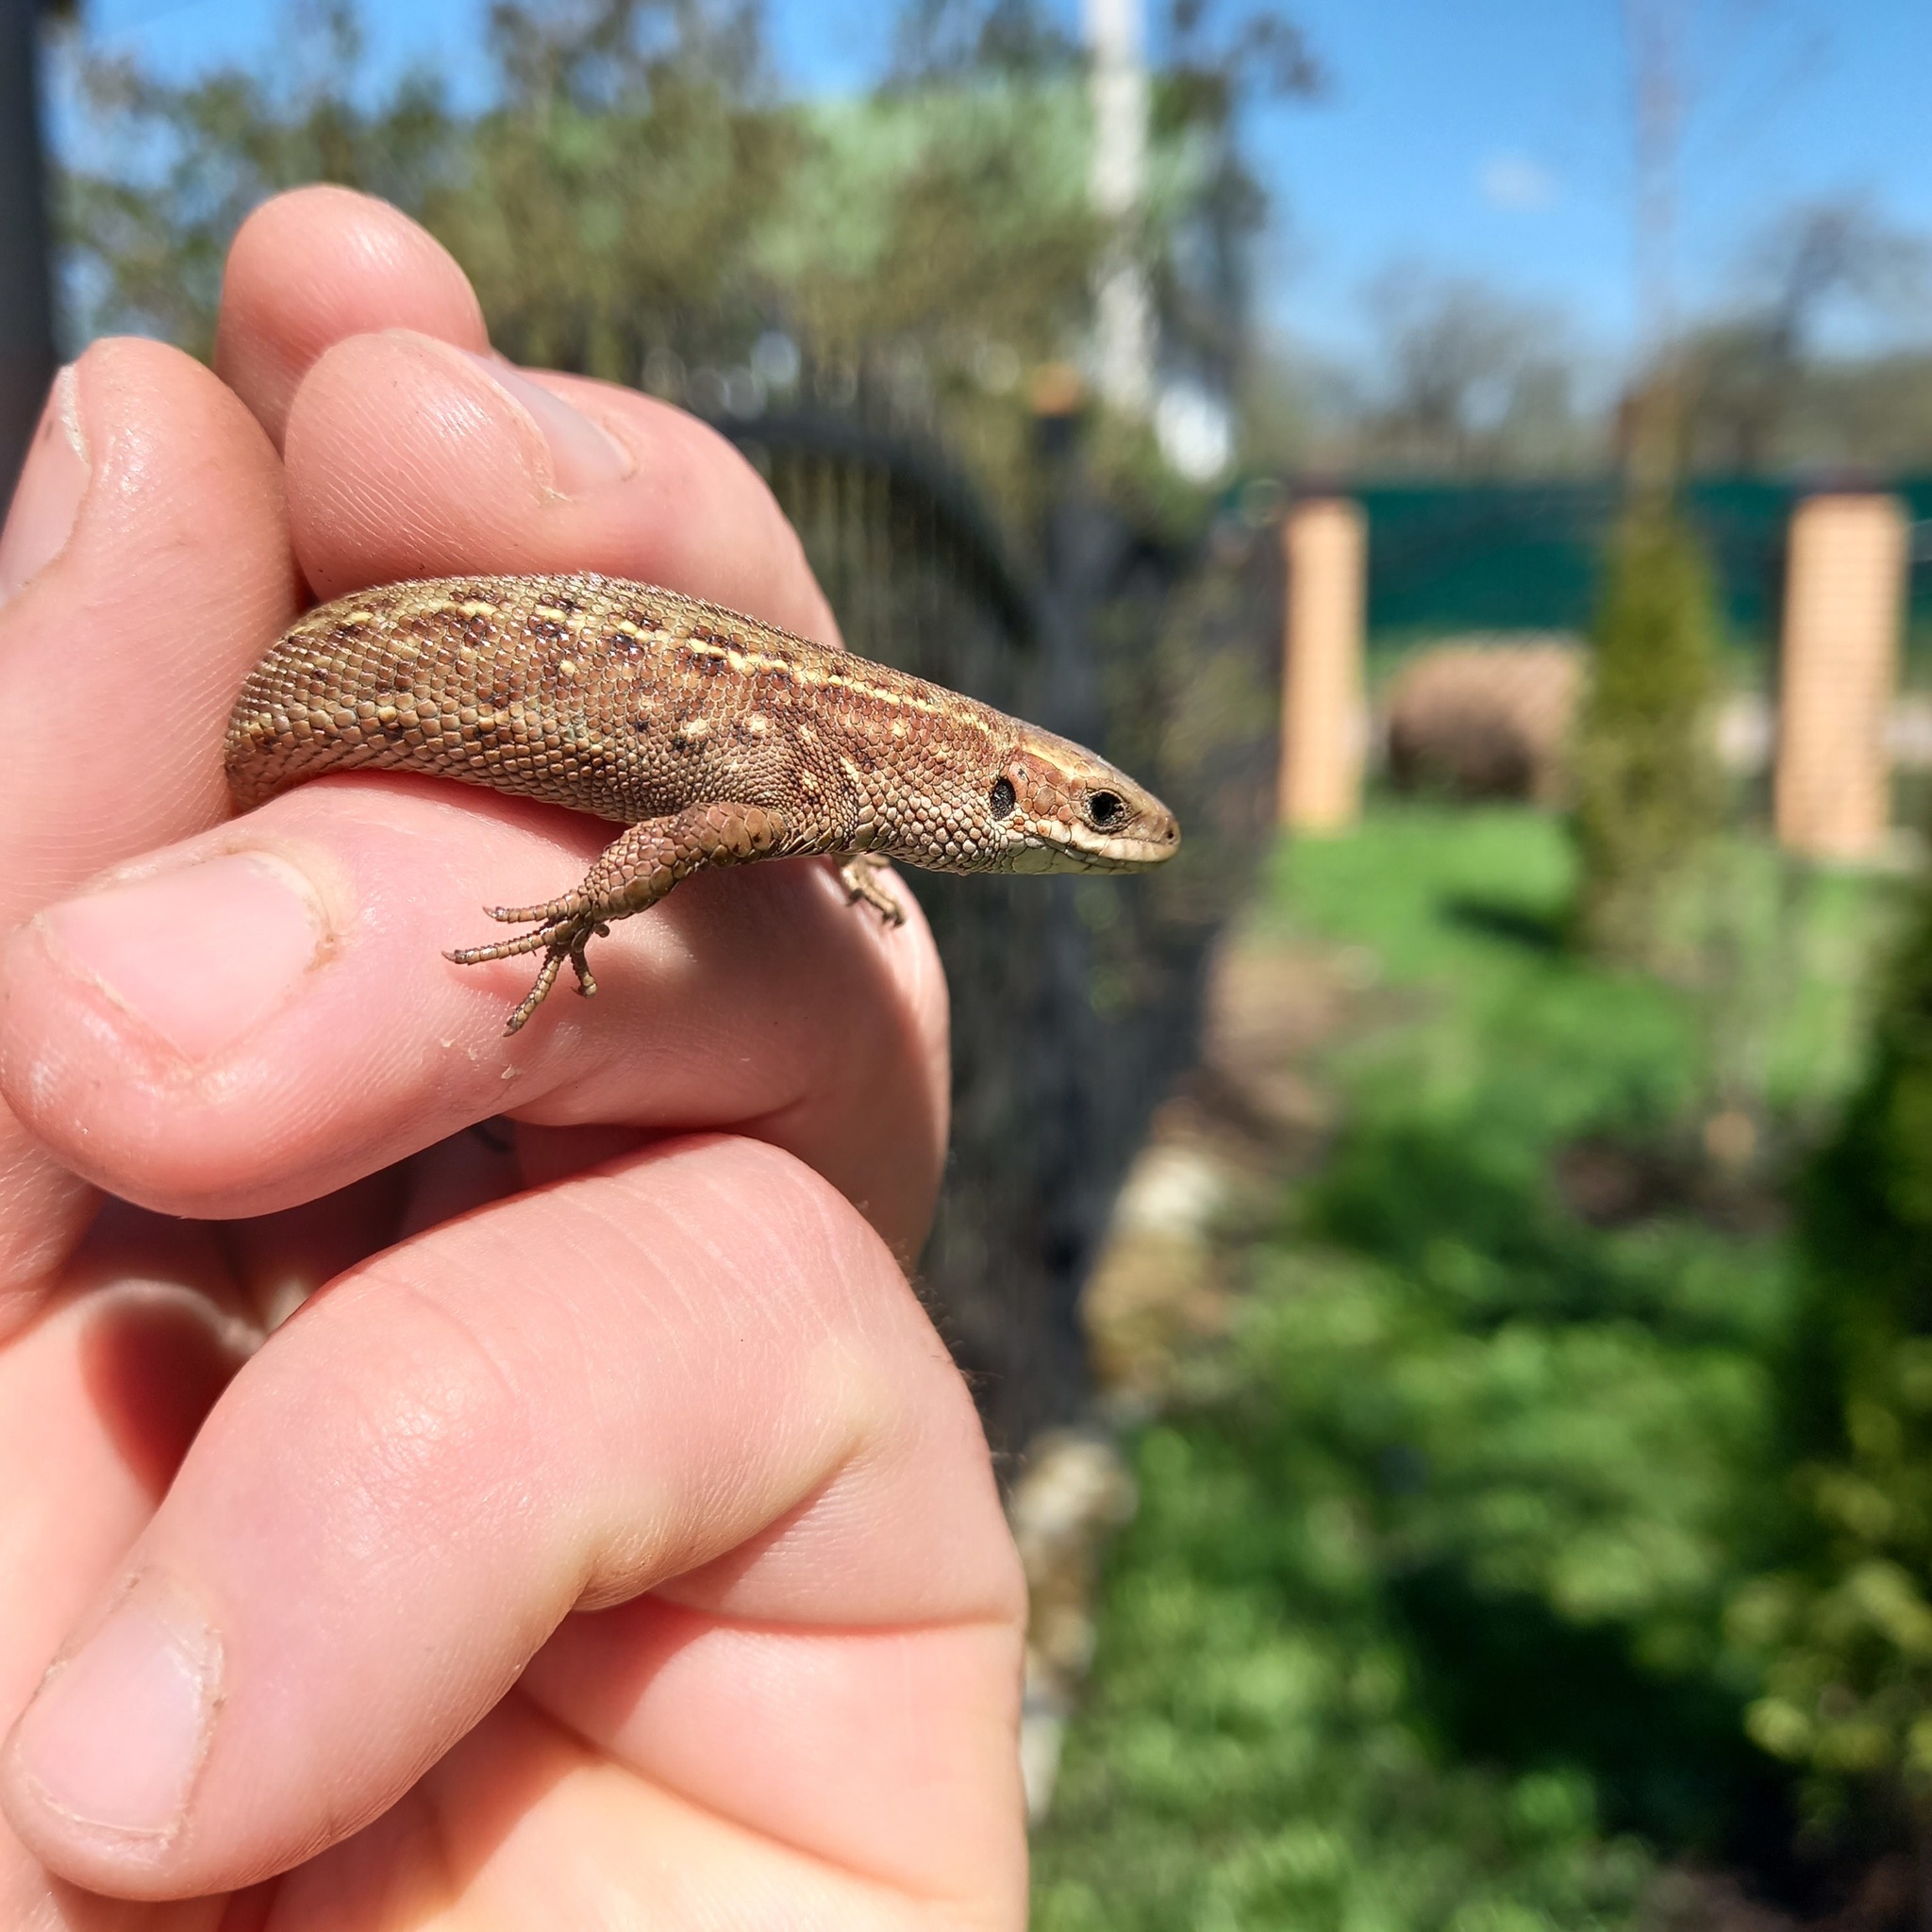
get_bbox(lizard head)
[989,730,1181,874]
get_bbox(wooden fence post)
[1774,492,1908,863]
[1278,496,1366,832]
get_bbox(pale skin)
[0,187,1027,1925]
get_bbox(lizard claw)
[450,908,602,1032]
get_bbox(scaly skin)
[226,573,1181,1030]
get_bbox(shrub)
[1732,874,1932,1861]
[1569,505,1724,970]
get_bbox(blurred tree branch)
[1349,266,1588,478]
[1683,198,1932,472]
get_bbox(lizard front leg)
[448,802,791,1033]
[838,853,907,926]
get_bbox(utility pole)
[0,0,58,500]
[1085,0,1153,418]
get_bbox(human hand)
[0,187,1026,1926]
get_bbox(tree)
[1730,882,1932,1875]
[1567,0,1728,973]
[1682,198,1932,472]
[59,4,453,358]
[1353,265,1589,476]
[57,0,794,380]
[424,0,796,379]
[1568,504,1723,970]
[877,0,1320,465]
[55,0,1309,509]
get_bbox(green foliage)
[1569,507,1724,971]
[57,0,793,375]
[772,86,1098,364]
[52,0,1304,518]
[60,5,454,358]
[424,5,797,379]
[1035,1390,1657,1932]
[1730,874,1932,1844]
[756,80,1103,507]
[1034,807,1888,1927]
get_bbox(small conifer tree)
[1569,502,1724,969]
[1730,884,1932,1860]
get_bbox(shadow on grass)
[1306,1103,1761,1340]
[1310,1113,1609,1317]
[1440,890,1569,956]
[1391,1565,1810,1891]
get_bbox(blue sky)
[56,0,1932,373]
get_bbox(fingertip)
[217,187,488,449]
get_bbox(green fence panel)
[1353,476,1932,669]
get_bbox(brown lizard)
[225,574,1181,1032]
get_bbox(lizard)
[225,573,1181,1033]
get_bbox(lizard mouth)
[994,734,1181,874]
[1006,806,1181,873]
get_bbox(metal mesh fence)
[728,415,1278,1459]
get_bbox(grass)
[1031,804,1894,1932]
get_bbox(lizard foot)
[839,855,906,926]
[446,901,609,1035]
[446,807,791,1032]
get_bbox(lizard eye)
[1087,791,1124,828]
[990,775,1017,819]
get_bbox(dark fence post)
[0,0,58,499]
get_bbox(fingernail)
[38,851,330,1064]
[8,1577,221,1842]
[0,366,91,607]
[455,348,632,493]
